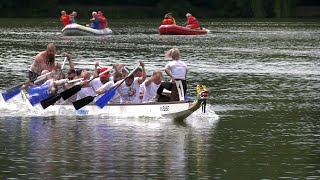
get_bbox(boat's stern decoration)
[197,85,209,113]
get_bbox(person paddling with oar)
[115,61,146,104]
[73,62,145,110]
[1,55,70,102]
[29,43,73,82]
[39,65,112,109]
[95,71,123,104]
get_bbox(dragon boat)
[19,85,209,121]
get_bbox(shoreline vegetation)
[0,1,320,19]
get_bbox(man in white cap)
[185,13,200,29]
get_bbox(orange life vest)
[60,14,70,27]
[98,14,107,29]
[187,16,200,29]
[168,17,176,25]
[162,18,174,25]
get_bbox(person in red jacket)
[167,13,176,25]
[98,11,108,29]
[162,14,174,25]
[60,10,70,27]
[185,13,200,29]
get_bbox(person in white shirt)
[164,48,187,101]
[89,67,110,91]
[117,61,146,103]
[142,70,163,103]
[96,72,122,104]
[133,67,144,102]
[76,71,96,101]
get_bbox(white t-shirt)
[142,81,160,103]
[139,82,145,103]
[97,81,121,104]
[117,78,141,103]
[165,60,187,80]
[76,87,96,102]
[89,77,107,91]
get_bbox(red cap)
[100,67,110,78]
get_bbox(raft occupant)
[70,11,77,24]
[90,11,102,30]
[185,13,200,29]
[162,14,174,25]
[98,11,107,29]
[60,10,71,27]
[167,12,176,25]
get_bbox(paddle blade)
[40,94,62,109]
[28,85,50,95]
[2,88,21,101]
[29,89,50,106]
[73,96,95,110]
[95,88,116,109]
[5,83,24,93]
[61,85,82,100]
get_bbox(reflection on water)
[0,19,319,179]
[0,114,219,179]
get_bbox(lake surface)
[0,18,319,179]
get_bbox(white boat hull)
[48,101,200,119]
[61,23,112,36]
[19,91,205,120]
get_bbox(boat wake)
[184,104,220,129]
[0,92,42,116]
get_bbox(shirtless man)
[29,43,72,81]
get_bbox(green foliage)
[0,0,311,18]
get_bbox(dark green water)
[0,18,319,179]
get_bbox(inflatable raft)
[158,25,209,35]
[61,23,112,36]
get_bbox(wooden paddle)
[40,68,112,109]
[73,64,140,110]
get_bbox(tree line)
[0,0,319,18]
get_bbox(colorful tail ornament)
[196,85,209,113]
[196,85,201,94]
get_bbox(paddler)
[29,43,72,82]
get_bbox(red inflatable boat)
[158,25,209,35]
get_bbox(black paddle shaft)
[73,96,95,110]
[40,93,62,109]
[61,84,82,100]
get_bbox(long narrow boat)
[158,25,209,35]
[20,86,209,120]
[62,23,112,36]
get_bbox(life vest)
[60,14,70,27]
[98,14,107,29]
[162,18,174,25]
[169,17,176,25]
[91,17,102,30]
[187,16,200,29]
